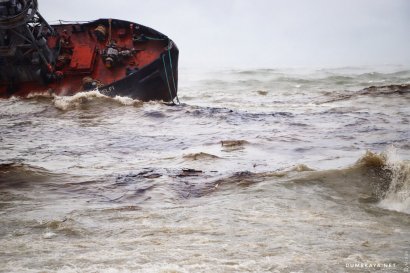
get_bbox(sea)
[0,66,409,273]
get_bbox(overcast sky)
[40,0,410,69]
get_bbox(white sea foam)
[52,90,142,110]
[43,231,57,239]
[112,95,142,106]
[52,90,107,110]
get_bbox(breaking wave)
[357,148,410,214]
[318,83,410,104]
[53,90,143,110]
[9,90,144,110]
[1,148,409,215]
[174,149,410,214]
[0,163,54,188]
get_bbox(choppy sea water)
[0,66,410,273]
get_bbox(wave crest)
[52,91,143,110]
[357,148,410,214]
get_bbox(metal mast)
[0,0,56,91]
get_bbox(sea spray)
[378,147,410,214]
[357,147,410,214]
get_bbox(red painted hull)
[0,18,179,102]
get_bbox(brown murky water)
[1,67,409,272]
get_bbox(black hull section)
[99,41,179,102]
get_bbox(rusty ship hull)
[0,2,179,102]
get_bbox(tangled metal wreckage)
[0,0,179,102]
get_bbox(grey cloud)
[39,0,410,68]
